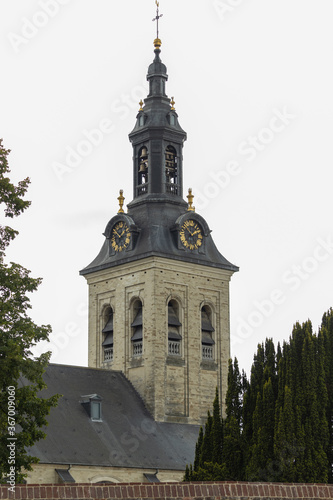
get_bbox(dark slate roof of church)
[26,364,200,470]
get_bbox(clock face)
[111,221,131,252]
[180,220,203,250]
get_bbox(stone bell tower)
[80,30,238,424]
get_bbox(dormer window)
[201,306,215,360]
[102,309,113,362]
[81,394,102,422]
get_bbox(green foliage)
[193,426,203,472]
[185,311,333,483]
[212,387,222,463]
[0,140,59,482]
[190,462,228,481]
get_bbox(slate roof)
[27,364,199,470]
[80,204,239,276]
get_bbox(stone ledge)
[200,360,218,371]
[166,356,186,367]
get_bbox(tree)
[0,139,59,483]
[223,358,244,479]
[212,387,223,464]
[186,390,228,481]
[193,426,203,472]
[319,309,333,483]
[185,311,333,483]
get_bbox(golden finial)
[117,190,125,214]
[170,97,176,111]
[139,100,144,111]
[187,188,195,212]
[154,38,162,50]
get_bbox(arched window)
[138,146,148,195]
[168,300,182,356]
[165,146,178,194]
[131,300,143,357]
[201,306,215,360]
[102,308,113,363]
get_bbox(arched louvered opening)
[165,146,178,194]
[201,306,215,360]
[102,308,113,363]
[131,300,143,357]
[168,300,182,356]
[138,146,148,195]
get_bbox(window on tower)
[169,114,176,126]
[168,300,182,356]
[138,146,148,196]
[165,146,178,195]
[131,301,143,357]
[201,306,215,360]
[102,308,114,363]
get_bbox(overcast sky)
[1,0,332,376]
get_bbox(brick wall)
[1,481,333,499]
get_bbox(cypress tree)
[274,386,297,482]
[226,358,242,423]
[258,377,276,479]
[193,426,203,472]
[246,392,263,480]
[200,411,213,467]
[221,360,244,478]
[185,309,333,483]
[222,414,243,479]
[319,308,333,482]
[301,327,328,482]
[212,388,223,464]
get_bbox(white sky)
[1,0,332,376]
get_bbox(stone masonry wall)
[1,481,333,499]
[84,256,233,425]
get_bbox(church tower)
[80,21,238,424]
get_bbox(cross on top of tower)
[152,0,163,41]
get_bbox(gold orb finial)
[139,100,144,111]
[154,38,162,50]
[117,190,125,214]
[170,97,175,111]
[187,188,195,212]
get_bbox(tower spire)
[153,0,163,42]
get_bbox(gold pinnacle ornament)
[187,188,195,212]
[139,100,144,111]
[117,190,125,214]
[170,97,176,111]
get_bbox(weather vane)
[152,0,163,39]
